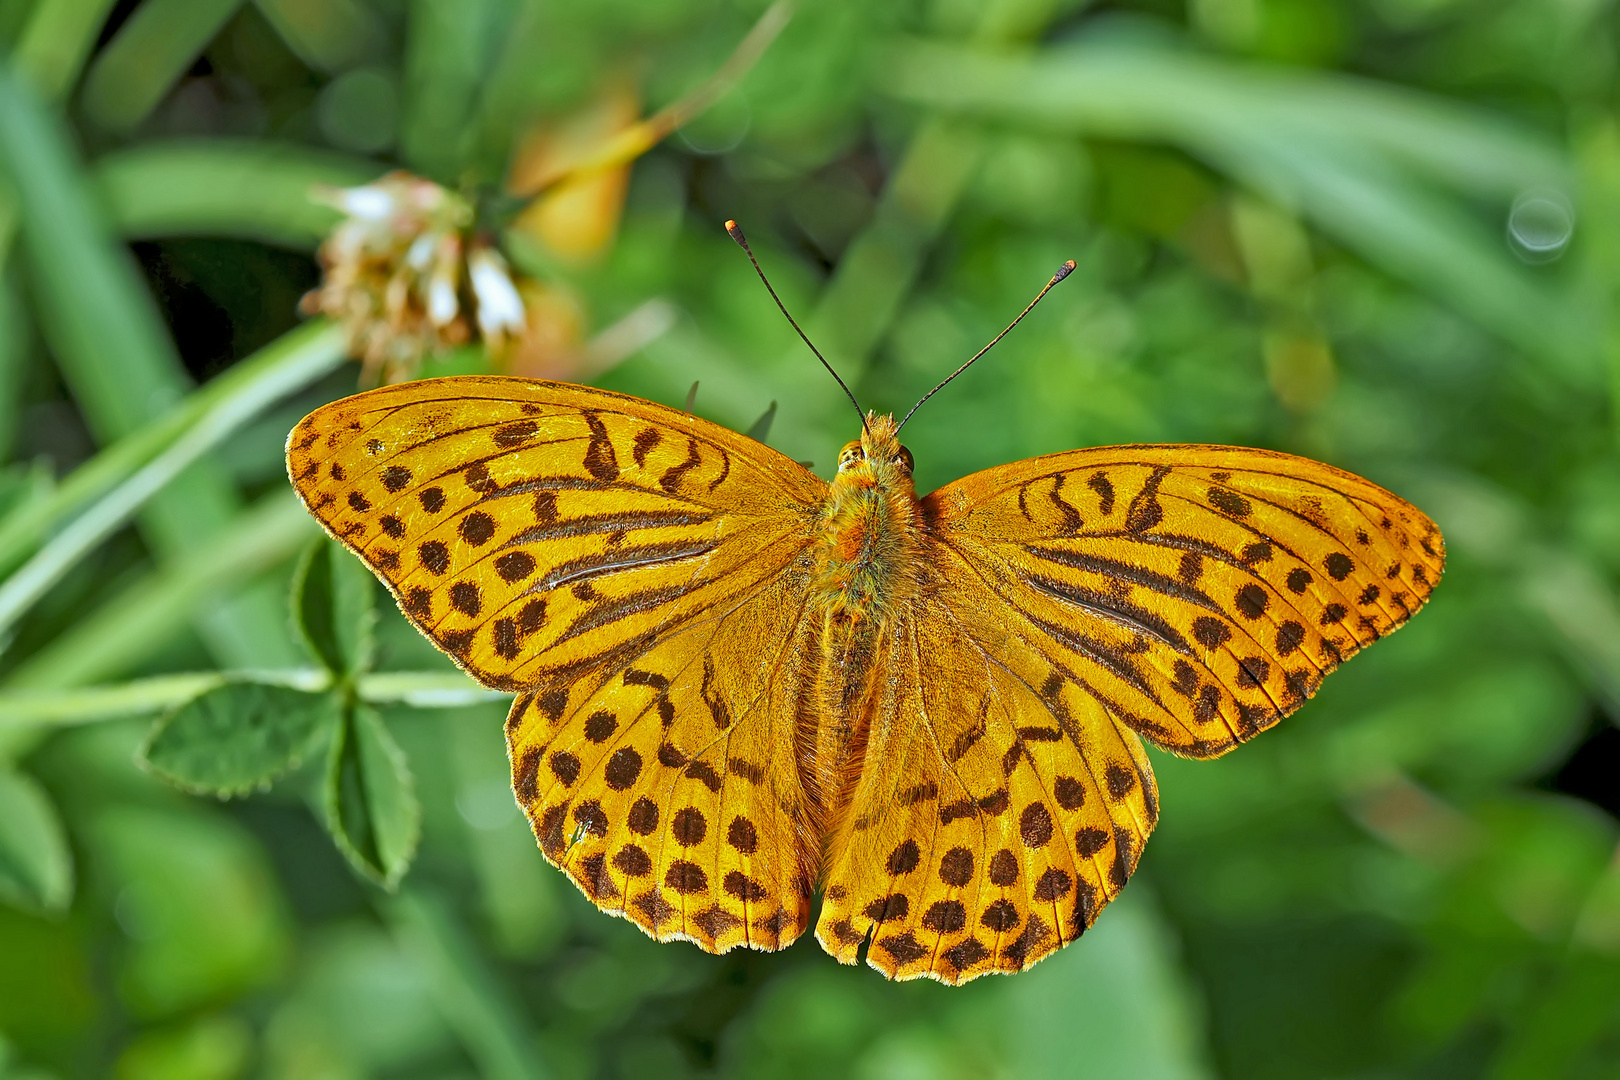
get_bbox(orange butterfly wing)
[287,376,828,950]
[816,445,1442,983]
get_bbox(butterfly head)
[838,412,914,491]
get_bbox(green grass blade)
[0,768,72,913]
[400,0,514,181]
[0,320,348,635]
[80,0,246,134]
[0,246,26,464]
[0,319,343,575]
[2,492,317,691]
[881,38,1589,386]
[251,0,383,74]
[0,0,40,50]
[8,0,115,100]
[0,63,181,439]
[884,38,1568,198]
[0,62,304,668]
[388,889,545,1080]
[0,669,499,729]
[95,139,385,250]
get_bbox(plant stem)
[388,888,545,1080]
[0,668,503,728]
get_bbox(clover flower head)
[303,172,529,384]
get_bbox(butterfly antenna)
[897,260,1077,433]
[726,220,868,434]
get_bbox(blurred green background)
[1,0,1619,1077]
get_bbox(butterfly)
[286,226,1443,985]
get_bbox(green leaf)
[324,705,419,888]
[139,681,340,798]
[291,538,377,680]
[0,768,73,914]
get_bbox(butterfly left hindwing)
[507,553,823,952]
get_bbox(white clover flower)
[328,184,396,222]
[303,172,481,383]
[468,244,527,348]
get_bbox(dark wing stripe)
[551,583,709,646]
[532,530,810,665]
[933,537,1244,746]
[1022,573,1192,654]
[502,510,714,546]
[1025,546,1222,614]
[535,539,718,592]
[473,474,613,496]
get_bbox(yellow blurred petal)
[511,166,632,263]
[505,2,791,197]
[507,83,641,198]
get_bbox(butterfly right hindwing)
[815,587,1155,985]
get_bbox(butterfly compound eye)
[838,443,864,471]
[898,445,914,474]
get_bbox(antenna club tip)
[725,220,746,244]
[1054,259,1077,283]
